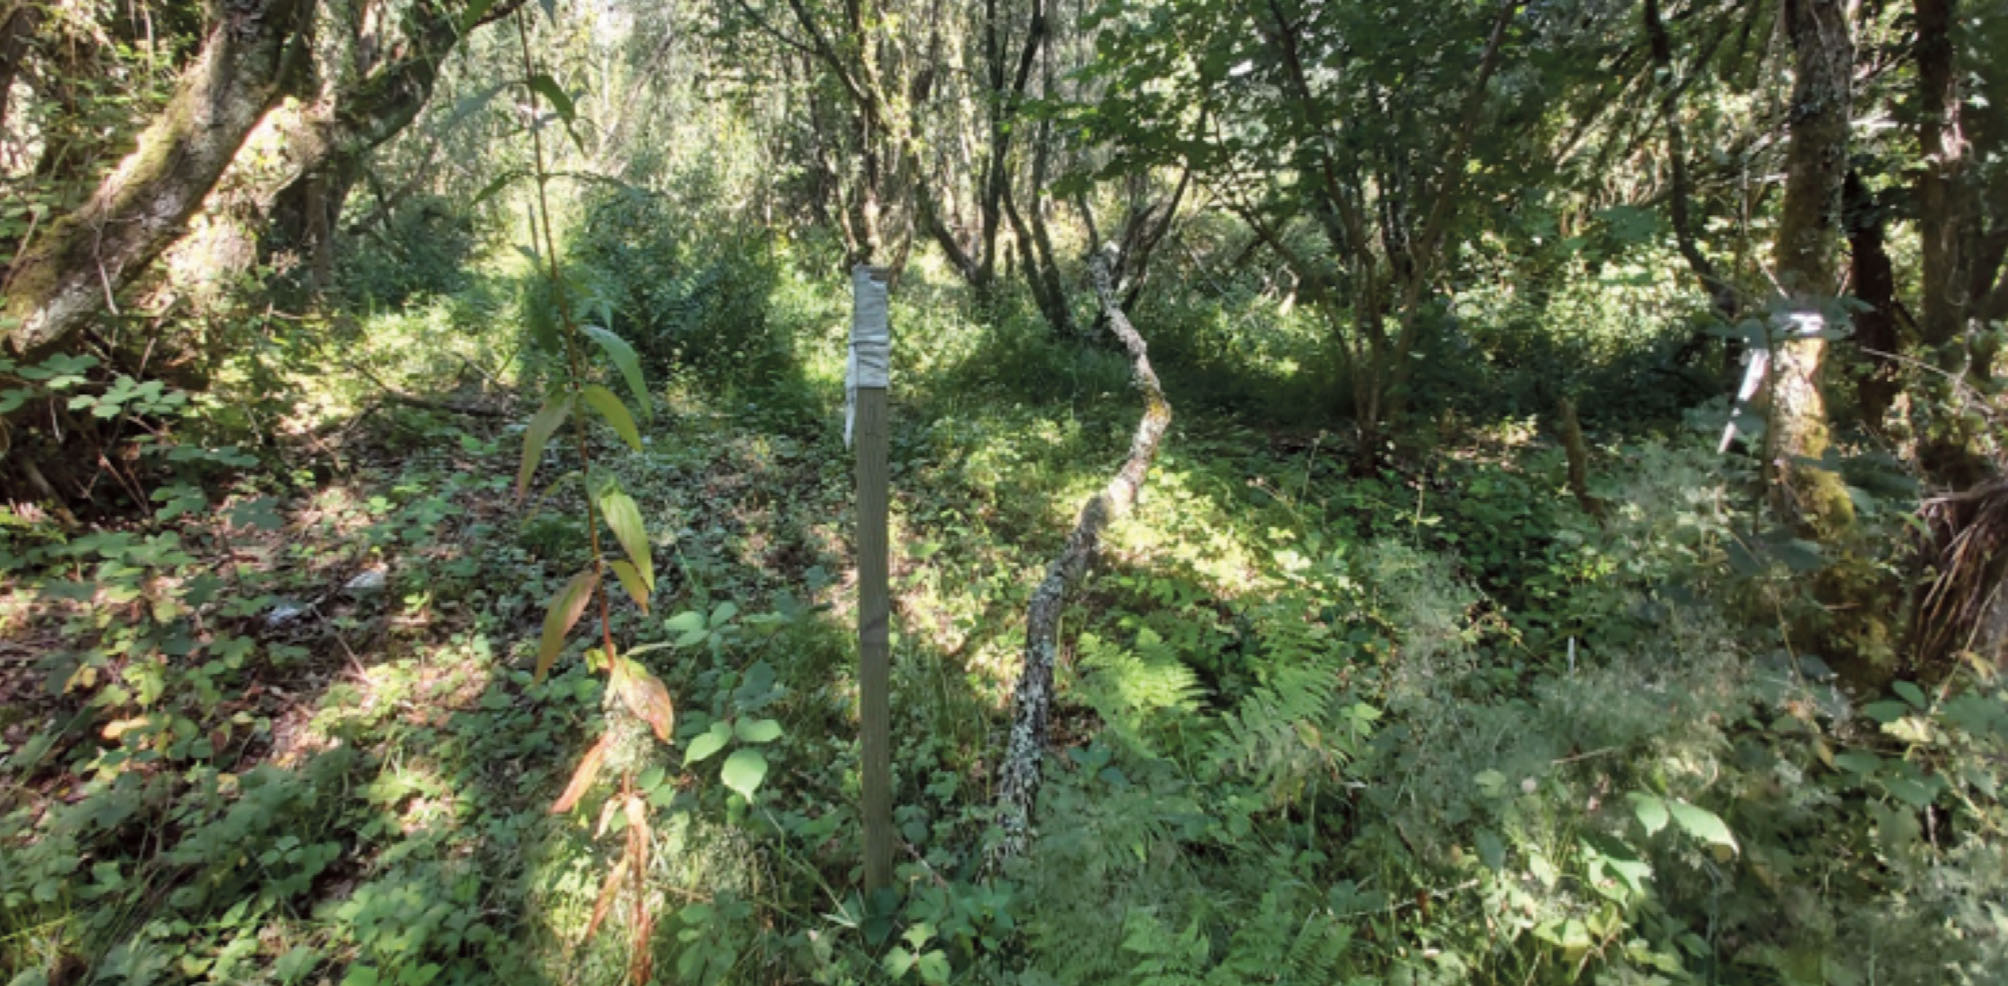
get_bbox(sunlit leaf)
[1627,792,1669,836]
[551,735,609,813]
[609,560,650,613]
[734,717,783,744]
[580,384,642,452]
[720,748,768,801]
[683,722,731,765]
[611,657,675,740]
[584,325,651,420]
[536,568,599,681]
[517,395,572,500]
[1667,800,1737,854]
[598,485,653,590]
[583,856,628,940]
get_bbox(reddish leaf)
[611,657,675,741]
[551,735,609,814]
[536,568,600,682]
[583,856,628,941]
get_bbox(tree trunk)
[2,0,309,359]
[1914,0,1968,348]
[1844,171,1900,429]
[1766,0,1853,538]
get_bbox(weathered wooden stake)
[850,266,894,893]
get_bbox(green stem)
[515,10,617,661]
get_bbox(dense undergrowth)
[3,214,2006,986]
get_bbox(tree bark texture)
[1766,0,1853,538]
[990,247,1171,868]
[1914,0,1969,347]
[2,0,310,358]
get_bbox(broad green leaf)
[915,950,950,984]
[579,384,642,452]
[1892,680,1927,709]
[882,947,916,980]
[711,600,739,624]
[1667,801,1737,854]
[684,721,732,765]
[734,717,783,744]
[536,568,598,681]
[720,748,768,801]
[609,560,650,613]
[584,325,651,420]
[664,610,706,633]
[516,395,572,500]
[597,485,653,590]
[1627,792,1669,836]
[524,73,575,124]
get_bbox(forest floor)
[3,265,2004,986]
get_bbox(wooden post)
[850,266,894,893]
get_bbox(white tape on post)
[847,266,891,447]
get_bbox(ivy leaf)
[609,560,650,613]
[517,395,572,500]
[734,717,783,744]
[536,568,599,681]
[720,748,769,802]
[579,384,642,452]
[584,325,651,420]
[1667,801,1737,854]
[683,721,732,765]
[597,483,653,590]
[1627,792,1669,836]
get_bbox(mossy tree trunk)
[2,0,310,359]
[1765,0,1853,539]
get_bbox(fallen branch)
[989,245,1172,869]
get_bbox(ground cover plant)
[4,0,2008,984]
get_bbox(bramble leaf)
[721,748,769,801]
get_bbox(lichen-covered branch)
[2,0,309,358]
[990,245,1172,868]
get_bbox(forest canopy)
[2,0,2007,983]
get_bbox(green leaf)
[517,395,572,499]
[523,73,575,124]
[609,560,650,613]
[459,0,498,29]
[734,717,783,744]
[916,951,951,984]
[1627,792,1669,836]
[1892,680,1927,709]
[720,748,768,801]
[536,568,599,681]
[882,947,916,980]
[579,384,642,452]
[664,610,706,633]
[684,722,732,765]
[1667,801,1737,854]
[597,484,653,590]
[1864,701,1910,724]
[584,325,651,420]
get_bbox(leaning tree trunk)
[990,246,1171,868]
[1,0,309,359]
[1766,0,1853,539]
